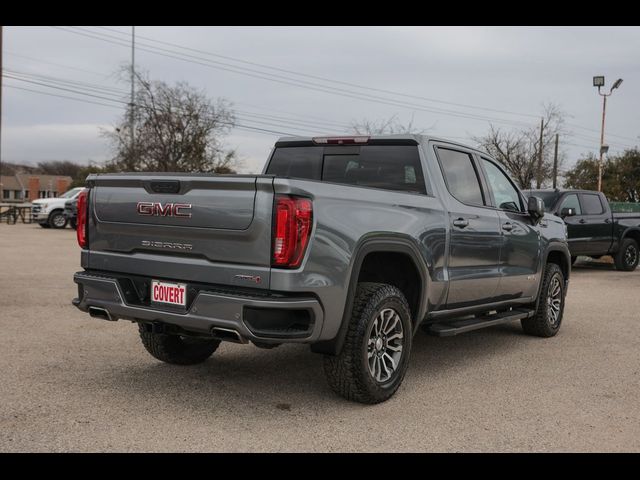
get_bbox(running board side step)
[425,308,535,337]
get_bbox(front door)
[480,158,540,300]
[434,146,502,309]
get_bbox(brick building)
[0,174,73,203]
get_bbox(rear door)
[479,157,540,300]
[577,192,614,254]
[88,174,274,289]
[434,145,502,309]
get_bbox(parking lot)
[1,222,639,452]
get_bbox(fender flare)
[621,226,640,242]
[311,234,430,356]
[535,241,571,311]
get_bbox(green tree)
[103,71,239,173]
[563,149,640,202]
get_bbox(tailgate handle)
[150,180,181,194]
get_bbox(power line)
[4,50,115,78]
[51,26,538,129]
[93,25,542,120]
[4,83,125,109]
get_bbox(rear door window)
[580,193,605,215]
[435,147,485,206]
[266,145,426,193]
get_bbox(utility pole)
[552,133,559,189]
[536,117,544,188]
[129,26,136,157]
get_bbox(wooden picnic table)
[0,203,33,224]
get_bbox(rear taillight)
[272,195,313,268]
[76,190,88,248]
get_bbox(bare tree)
[474,104,566,189]
[350,114,429,135]
[103,71,240,173]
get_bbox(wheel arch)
[621,227,640,246]
[311,234,430,355]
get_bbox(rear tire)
[323,282,412,404]
[614,238,639,271]
[521,263,565,337]
[48,210,67,229]
[138,325,220,365]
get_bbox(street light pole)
[598,93,607,192]
[593,76,623,192]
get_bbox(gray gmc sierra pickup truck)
[72,135,571,403]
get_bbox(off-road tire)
[521,263,565,337]
[614,238,639,271]
[138,325,221,365]
[48,210,68,229]
[323,282,412,404]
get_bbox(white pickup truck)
[32,187,85,229]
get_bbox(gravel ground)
[1,223,639,452]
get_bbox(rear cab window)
[266,144,426,194]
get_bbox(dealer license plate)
[151,280,187,307]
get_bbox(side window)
[580,194,605,215]
[481,158,522,212]
[436,147,485,206]
[560,194,581,215]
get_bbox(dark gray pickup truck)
[530,189,640,271]
[73,135,571,403]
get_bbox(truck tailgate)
[87,174,274,289]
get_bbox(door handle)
[579,219,587,224]
[452,218,469,228]
[502,222,514,232]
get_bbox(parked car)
[530,189,640,271]
[32,187,85,229]
[63,198,78,230]
[72,135,571,403]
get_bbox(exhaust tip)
[210,327,247,344]
[88,306,116,321]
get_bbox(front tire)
[48,210,68,229]
[323,282,412,404]
[614,238,639,271]
[521,263,566,337]
[138,325,220,365]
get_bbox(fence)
[610,202,640,213]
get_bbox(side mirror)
[528,196,545,220]
[560,207,576,218]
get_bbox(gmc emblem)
[137,202,192,218]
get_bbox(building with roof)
[0,174,73,203]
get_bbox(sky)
[2,26,639,174]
